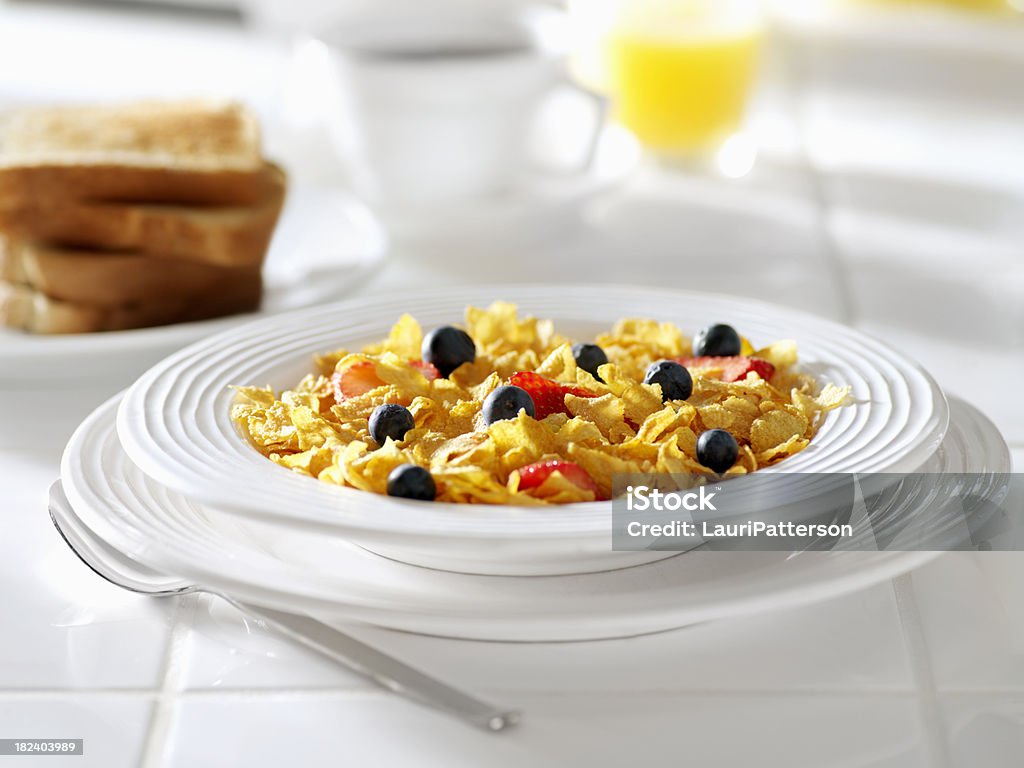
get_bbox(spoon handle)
[229,600,521,733]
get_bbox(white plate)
[0,183,385,385]
[115,285,949,574]
[60,394,1007,641]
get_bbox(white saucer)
[374,124,641,245]
[58,394,1007,641]
[0,183,385,385]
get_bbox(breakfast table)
[1,2,1022,766]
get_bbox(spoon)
[47,481,520,732]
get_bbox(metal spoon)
[47,481,520,732]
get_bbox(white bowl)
[116,285,948,575]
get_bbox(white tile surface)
[851,324,1024,446]
[0,455,172,691]
[575,162,832,313]
[166,692,926,768]
[369,159,847,322]
[836,213,1024,349]
[179,596,369,691]
[776,3,1024,70]
[907,554,1024,692]
[330,582,910,695]
[797,20,1024,371]
[0,4,284,113]
[799,74,1024,190]
[0,696,152,768]
[0,381,127,463]
[941,693,1024,768]
[824,171,1024,240]
[177,567,909,695]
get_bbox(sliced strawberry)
[516,459,604,499]
[332,361,383,400]
[508,371,598,420]
[410,360,441,381]
[743,358,775,381]
[332,359,439,401]
[675,356,775,383]
[508,372,566,419]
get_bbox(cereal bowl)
[116,285,948,574]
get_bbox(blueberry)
[693,324,742,357]
[368,403,415,445]
[482,385,535,425]
[422,326,476,377]
[696,429,739,473]
[643,360,693,402]
[386,464,436,501]
[572,343,608,381]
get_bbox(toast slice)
[0,279,262,334]
[0,237,262,306]
[0,100,272,206]
[0,164,286,266]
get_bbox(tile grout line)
[139,594,199,768]
[0,685,1021,701]
[778,25,857,326]
[174,688,920,700]
[0,684,1022,700]
[892,573,953,768]
[0,690,160,699]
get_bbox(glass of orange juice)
[572,0,762,169]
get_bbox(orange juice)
[607,29,759,154]
[601,0,762,156]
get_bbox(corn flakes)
[231,303,850,505]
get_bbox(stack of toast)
[0,100,286,333]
